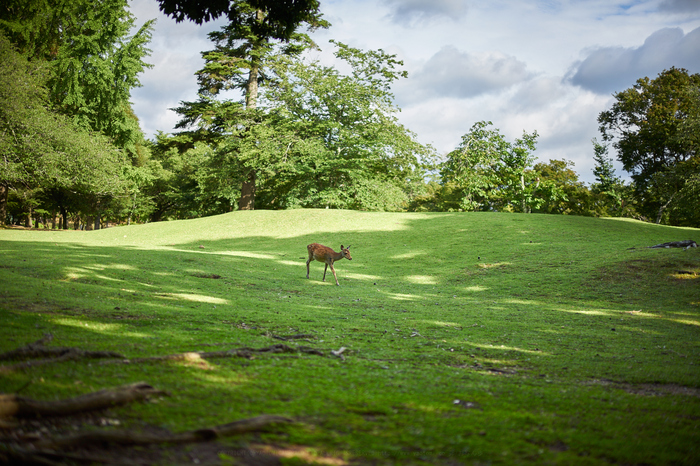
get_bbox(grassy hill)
[1,210,699,464]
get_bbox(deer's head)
[340,245,352,260]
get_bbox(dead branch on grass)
[647,240,697,249]
[0,336,327,374]
[0,382,166,419]
[33,414,292,450]
[0,333,125,374]
[116,343,324,364]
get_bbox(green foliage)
[589,139,631,217]
[156,0,327,39]
[598,67,700,224]
[175,5,327,210]
[0,0,155,228]
[0,0,154,162]
[441,121,546,212]
[1,210,699,464]
[264,41,432,211]
[168,40,433,214]
[0,32,130,226]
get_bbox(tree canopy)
[0,33,130,227]
[441,121,547,212]
[156,0,326,40]
[598,67,700,223]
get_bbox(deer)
[306,243,352,286]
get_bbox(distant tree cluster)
[1,1,698,228]
[1,0,153,229]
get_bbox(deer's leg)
[323,263,328,282]
[306,258,311,279]
[329,263,339,286]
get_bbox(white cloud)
[658,0,700,14]
[380,0,468,25]
[397,46,532,103]
[568,26,700,94]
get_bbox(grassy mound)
[1,210,698,464]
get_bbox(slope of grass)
[1,210,699,465]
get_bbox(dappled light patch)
[279,259,302,266]
[671,270,699,280]
[49,317,152,338]
[554,308,614,316]
[428,321,463,328]
[669,317,700,327]
[343,272,381,281]
[257,444,348,465]
[405,275,438,285]
[167,352,214,369]
[385,292,420,301]
[475,343,548,356]
[463,285,489,292]
[155,293,229,305]
[63,266,128,283]
[220,250,276,260]
[477,262,511,269]
[391,251,426,259]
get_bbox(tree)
[144,132,217,221]
[598,67,700,223]
[530,160,589,215]
[441,121,541,212]
[1,0,154,160]
[263,41,432,211]
[591,138,633,217]
[175,2,326,210]
[0,33,130,227]
[1,0,155,228]
[156,0,323,40]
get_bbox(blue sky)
[129,0,700,184]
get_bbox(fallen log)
[0,333,54,361]
[0,382,166,419]
[33,414,292,450]
[117,343,322,364]
[648,240,697,249]
[0,333,125,374]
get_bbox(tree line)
[1,0,699,228]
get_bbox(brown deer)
[306,243,352,286]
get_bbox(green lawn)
[1,209,699,465]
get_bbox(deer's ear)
[347,245,351,249]
[340,245,344,249]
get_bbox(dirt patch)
[587,379,700,397]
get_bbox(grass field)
[1,209,699,465]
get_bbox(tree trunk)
[655,193,675,224]
[237,10,263,211]
[60,206,68,230]
[238,170,256,210]
[25,207,33,228]
[0,183,7,225]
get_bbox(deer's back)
[308,243,334,261]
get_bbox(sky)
[128,0,700,184]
